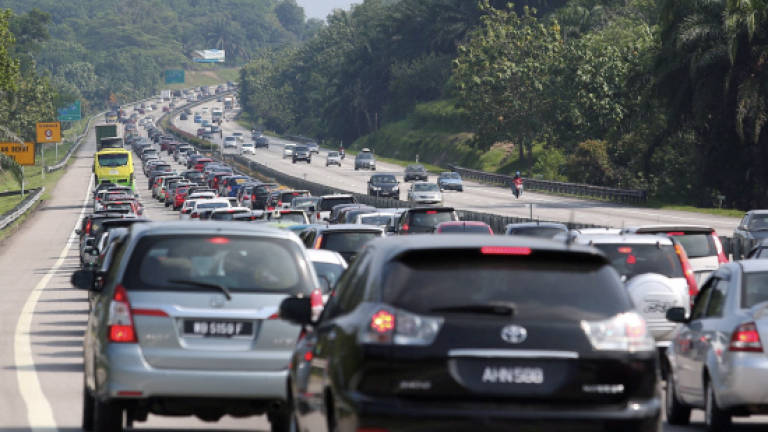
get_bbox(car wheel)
[82,383,95,431]
[93,398,123,432]
[705,378,731,432]
[665,371,691,425]
[292,159,296,164]
[268,406,291,432]
[307,159,311,164]
[355,167,359,171]
[459,187,463,192]
[164,201,170,207]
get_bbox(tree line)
[240,0,768,209]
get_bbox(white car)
[407,182,443,204]
[189,198,232,219]
[354,212,399,231]
[179,192,216,220]
[305,249,347,305]
[240,142,256,154]
[223,136,238,149]
[326,151,341,167]
[282,144,296,159]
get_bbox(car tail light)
[310,289,324,321]
[251,194,256,201]
[674,244,699,301]
[191,213,199,219]
[581,312,655,353]
[85,219,93,234]
[277,201,283,207]
[401,223,409,232]
[729,322,763,352]
[108,285,137,343]
[481,246,531,256]
[313,235,323,250]
[712,233,729,264]
[359,305,443,346]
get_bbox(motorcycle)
[339,149,346,160]
[513,179,524,199]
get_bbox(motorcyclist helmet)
[515,171,520,176]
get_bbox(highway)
[174,102,741,235]
[0,94,760,431]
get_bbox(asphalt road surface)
[175,102,740,235]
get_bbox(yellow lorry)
[93,148,134,190]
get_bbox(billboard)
[0,142,35,165]
[165,69,185,84]
[57,101,81,121]
[193,49,226,63]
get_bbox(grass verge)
[166,67,240,91]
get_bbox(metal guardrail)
[0,187,44,231]
[447,164,648,204]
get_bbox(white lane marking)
[14,173,93,431]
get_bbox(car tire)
[459,187,463,192]
[665,372,691,425]
[705,378,731,432]
[93,398,123,432]
[292,159,296,164]
[268,407,291,432]
[82,383,95,431]
[355,167,359,171]
[307,159,311,164]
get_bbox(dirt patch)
[196,71,219,79]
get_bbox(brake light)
[277,201,283,207]
[251,194,256,201]
[108,285,137,343]
[310,288,324,321]
[667,232,685,236]
[132,308,168,317]
[675,244,699,301]
[313,235,323,249]
[360,306,443,346]
[712,233,728,264]
[481,246,532,256]
[208,237,230,244]
[426,210,438,214]
[85,219,92,234]
[582,312,655,353]
[304,351,313,362]
[371,310,395,333]
[729,322,763,352]
[401,223,409,232]
[618,247,633,254]
[191,213,199,219]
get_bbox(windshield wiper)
[431,302,516,317]
[168,279,232,300]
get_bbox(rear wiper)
[431,302,516,317]
[168,279,232,300]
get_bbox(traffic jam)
[73,91,768,432]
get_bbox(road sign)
[36,122,61,143]
[165,69,185,84]
[57,101,81,121]
[0,142,35,165]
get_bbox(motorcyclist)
[339,145,346,159]
[512,171,524,198]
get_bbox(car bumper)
[440,183,463,190]
[370,191,398,197]
[341,394,660,432]
[102,344,289,400]
[715,352,768,408]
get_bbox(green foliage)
[565,140,615,185]
[531,147,566,181]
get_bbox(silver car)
[666,260,768,431]
[72,222,319,431]
[325,151,341,167]
[407,182,443,204]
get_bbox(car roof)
[305,249,347,266]
[128,221,301,241]
[623,225,715,234]
[506,222,568,229]
[212,207,250,213]
[315,224,385,233]
[575,233,674,245]
[747,210,768,215]
[405,206,455,212]
[738,260,768,273]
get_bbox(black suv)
[404,164,428,182]
[395,206,458,235]
[732,210,768,259]
[367,174,400,198]
[292,146,311,164]
[280,236,661,432]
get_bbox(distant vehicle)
[299,224,385,262]
[95,124,124,150]
[93,149,134,190]
[505,222,569,239]
[292,146,311,164]
[282,144,296,159]
[435,221,493,234]
[316,194,358,221]
[404,164,428,182]
[733,210,768,260]
[395,207,458,235]
[223,136,238,149]
[325,151,341,167]
[407,182,443,204]
[437,171,463,192]
[105,111,118,123]
[160,89,171,101]
[240,142,255,155]
[367,174,399,198]
[305,142,319,154]
[254,136,269,148]
[354,152,376,171]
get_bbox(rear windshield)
[591,243,684,280]
[372,175,397,183]
[153,165,171,171]
[742,272,768,308]
[197,202,229,210]
[320,197,355,211]
[673,233,717,258]
[507,226,566,239]
[414,183,439,191]
[322,232,380,254]
[313,262,345,293]
[125,236,310,294]
[361,215,392,226]
[441,224,491,234]
[383,253,629,320]
[98,153,129,167]
[106,204,132,212]
[281,191,309,201]
[409,211,455,228]
[211,210,250,221]
[186,172,204,180]
[280,213,307,224]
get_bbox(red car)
[434,221,494,235]
[193,158,213,171]
[173,185,191,211]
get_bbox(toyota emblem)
[501,325,527,344]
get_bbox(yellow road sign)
[36,122,61,143]
[0,142,35,165]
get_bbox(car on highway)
[304,141,319,154]
[316,194,358,221]
[282,144,296,159]
[354,151,376,171]
[255,135,269,148]
[395,206,459,235]
[267,190,311,212]
[505,222,569,239]
[574,233,698,355]
[269,210,311,226]
[305,249,347,296]
[240,141,255,154]
[298,224,385,262]
[292,146,311,164]
[622,225,729,284]
[179,194,214,220]
[407,182,443,204]
[732,210,768,260]
[72,222,321,431]
[665,260,768,431]
[325,151,341,167]
[189,198,232,219]
[206,207,253,221]
[223,136,238,149]
[367,174,399,198]
[354,212,399,231]
[435,221,493,234]
[437,171,464,192]
[280,235,660,432]
[241,183,279,210]
[404,164,428,182]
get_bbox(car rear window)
[125,236,310,294]
[507,226,566,239]
[441,224,491,234]
[322,232,380,254]
[742,272,768,308]
[361,215,392,226]
[672,233,717,258]
[409,210,455,228]
[313,262,345,293]
[280,212,307,224]
[591,243,684,280]
[197,202,229,210]
[382,253,629,320]
[153,164,171,171]
[320,197,355,211]
[281,191,309,201]
[211,210,250,221]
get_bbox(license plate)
[183,320,254,338]
[481,366,545,385]
[109,169,119,175]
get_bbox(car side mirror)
[279,296,313,326]
[71,270,95,291]
[666,307,688,323]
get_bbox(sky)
[297,0,358,20]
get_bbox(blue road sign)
[57,101,81,122]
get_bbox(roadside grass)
[645,201,744,218]
[166,67,240,91]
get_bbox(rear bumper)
[343,394,660,432]
[716,353,768,408]
[101,344,289,401]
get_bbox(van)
[93,149,134,190]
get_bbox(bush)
[531,147,567,181]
